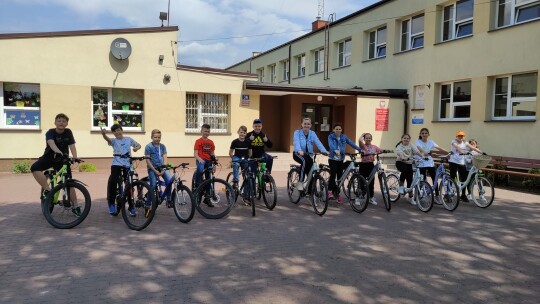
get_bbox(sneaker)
[337,195,342,204]
[108,204,116,215]
[461,195,469,202]
[71,206,81,217]
[409,197,417,205]
[434,196,443,205]
[203,197,215,207]
[328,191,334,199]
[295,182,304,191]
[398,186,405,195]
[369,198,378,205]
[467,194,473,201]
[128,206,136,217]
[41,190,50,203]
[354,197,362,206]
[242,196,251,206]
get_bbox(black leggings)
[395,161,413,188]
[449,162,469,196]
[328,159,344,194]
[293,153,313,182]
[107,166,129,205]
[358,162,375,198]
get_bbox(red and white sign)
[375,108,389,131]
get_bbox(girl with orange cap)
[449,131,482,202]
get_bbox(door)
[302,104,332,151]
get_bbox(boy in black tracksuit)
[246,118,273,174]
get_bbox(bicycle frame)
[333,154,361,190]
[300,154,323,191]
[365,154,385,184]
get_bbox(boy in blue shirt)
[101,124,141,215]
[145,129,171,206]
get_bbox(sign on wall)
[412,114,424,124]
[241,94,250,107]
[414,85,425,109]
[375,108,389,131]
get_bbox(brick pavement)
[0,170,539,304]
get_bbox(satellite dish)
[110,38,132,60]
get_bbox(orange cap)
[456,131,466,136]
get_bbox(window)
[368,27,386,59]
[282,60,289,81]
[185,93,229,134]
[269,64,276,83]
[92,88,144,131]
[337,39,352,67]
[493,72,537,119]
[0,82,40,129]
[439,80,471,120]
[296,54,306,77]
[401,14,424,51]
[314,48,325,73]
[257,68,264,82]
[442,0,474,41]
[497,0,540,27]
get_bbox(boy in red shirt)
[194,124,215,189]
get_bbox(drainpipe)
[403,99,409,135]
[288,44,291,84]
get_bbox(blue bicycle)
[141,163,195,223]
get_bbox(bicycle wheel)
[256,174,263,200]
[310,176,328,216]
[225,172,239,202]
[195,178,234,219]
[42,181,92,229]
[414,180,434,212]
[439,175,459,211]
[248,177,256,216]
[386,173,401,203]
[262,174,277,210]
[287,168,301,204]
[121,180,156,231]
[471,176,495,208]
[348,174,369,213]
[172,184,195,223]
[191,171,197,192]
[319,167,331,185]
[341,170,354,199]
[378,173,391,211]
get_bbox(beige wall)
[228,0,540,159]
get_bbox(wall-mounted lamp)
[158,55,164,64]
[317,96,322,101]
[426,84,431,89]
[164,74,171,81]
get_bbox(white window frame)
[401,14,424,51]
[442,0,474,42]
[497,0,540,28]
[492,72,537,120]
[0,82,41,130]
[91,87,145,131]
[439,80,472,121]
[296,54,306,77]
[314,48,325,73]
[257,68,264,82]
[368,27,387,59]
[269,64,276,83]
[337,39,352,67]
[282,60,290,81]
[185,92,229,134]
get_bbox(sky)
[1,0,380,69]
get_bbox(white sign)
[414,85,425,109]
[412,113,424,124]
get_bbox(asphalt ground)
[0,169,539,304]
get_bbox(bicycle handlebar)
[113,153,150,162]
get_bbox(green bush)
[12,159,31,174]
[78,163,97,172]
[522,169,540,189]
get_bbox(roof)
[0,26,179,40]
[244,81,407,98]
[178,65,257,78]
[226,0,394,69]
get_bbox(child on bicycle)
[415,128,449,203]
[328,123,362,204]
[101,124,141,215]
[358,133,384,205]
[194,124,216,191]
[145,129,171,205]
[395,133,426,204]
[31,113,79,214]
[229,125,252,186]
[449,131,482,202]
[293,117,328,190]
[247,118,273,174]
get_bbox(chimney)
[312,17,328,32]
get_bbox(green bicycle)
[41,156,91,229]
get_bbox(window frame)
[314,48,325,73]
[441,0,474,42]
[368,27,387,59]
[492,72,538,120]
[257,68,264,82]
[269,64,276,83]
[401,14,425,51]
[0,82,41,130]
[185,92,230,134]
[497,0,540,28]
[91,87,145,132]
[296,54,306,77]
[337,39,352,67]
[282,60,290,81]
[438,80,472,121]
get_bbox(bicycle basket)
[472,154,491,169]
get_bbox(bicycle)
[356,151,394,211]
[41,155,91,229]
[192,156,235,219]
[454,153,495,208]
[226,156,278,214]
[113,154,156,231]
[319,153,369,213]
[141,163,195,223]
[286,152,329,216]
[431,153,460,211]
[386,158,434,212]
[226,157,263,216]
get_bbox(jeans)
[195,159,212,188]
[147,168,171,202]
[231,156,249,182]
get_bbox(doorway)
[302,103,332,149]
